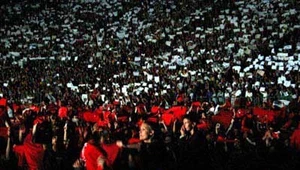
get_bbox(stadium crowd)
[0,0,300,169]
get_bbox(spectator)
[13,131,45,170]
[117,121,169,170]
[177,114,210,170]
[80,128,112,170]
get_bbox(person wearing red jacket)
[80,127,121,170]
[80,130,109,170]
[13,132,45,170]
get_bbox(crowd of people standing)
[1,0,300,169]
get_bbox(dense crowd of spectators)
[0,0,300,170]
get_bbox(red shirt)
[13,133,45,170]
[81,141,106,170]
[102,143,121,167]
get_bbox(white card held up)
[154,76,160,83]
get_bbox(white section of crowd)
[0,0,299,106]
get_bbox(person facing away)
[80,129,110,170]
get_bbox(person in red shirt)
[80,130,109,170]
[80,126,121,170]
[13,132,45,170]
[219,97,232,111]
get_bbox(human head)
[139,122,155,143]
[52,135,58,145]
[99,129,111,144]
[182,114,196,132]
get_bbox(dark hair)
[91,131,108,157]
[100,129,112,144]
[182,114,197,123]
[92,131,102,144]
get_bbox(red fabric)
[0,98,7,107]
[196,120,208,130]
[58,107,68,119]
[165,106,187,121]
[216,135,236,143]
[150,106,160,115]
[147,116,158,123]
[102,110,109,120]
[176,94,184,103]
[13,103,20,113]
[33,116,44,125]
[81,142,105,170]
[94,107,103,116]
[236,108,247,118]
[102,143,121,167]
[117,116,129,123]
[190,101,202,113]
[0,127,8,138]
[13,133,45,170]
[217,136,225,142]
[211,110,233,129]
[128,137,140,144]
[103,111,113,122]
[136,119,144,127]
[99,106,105,111]
[252,107,274,123]
[192,101,201,107]
[161,113,175,126]
[290,128,300,151]
[97,120,108,127]
[13,143,25,168]
[83,111,100,123]
[30,105,39,113]
[113,100,120,106]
